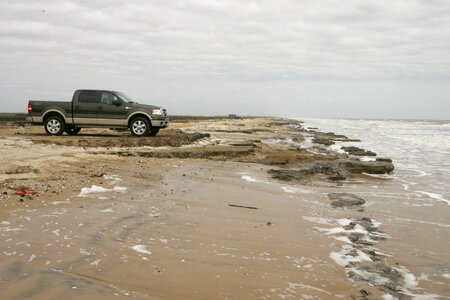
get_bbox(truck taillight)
[28,104,32,113]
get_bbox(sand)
[0,119,448,299]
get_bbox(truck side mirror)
[113,98,121,106]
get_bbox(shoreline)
[0,117,448,299]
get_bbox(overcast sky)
[1,0,449,119]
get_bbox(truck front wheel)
[44,116,65,136]
[148,128,160,136]
[130,117,150,136]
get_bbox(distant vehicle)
[27,90,169,136]
[228,114,242,119]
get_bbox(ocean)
[297,118,450,298]
[298,118,450,206]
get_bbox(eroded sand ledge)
[0,118,444,299]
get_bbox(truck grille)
[162,109,167,116]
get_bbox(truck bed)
[28,101,72,120]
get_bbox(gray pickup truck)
[27,89,169,136]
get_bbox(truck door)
[97,91,126,126]
[73,90,99,124]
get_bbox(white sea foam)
[51,201,71,205]
[329,144,346,153]
[394,267,418,289]
[131,245,152,255]
[416,191,449,205]
[333,236,352,243]
[103,174,122,184]
[80,248,93,256]
[281,186,312,194]
[329,245,372,267]
[16,241,31,247]
[362,173,394,179]
[347,267,391,286]
[302,216,334,225]
[309,215,440,298]
[287,282,331,295]
[360,156,376,162]
[0,226,22,232]
[241,175,265,183]
[78,185,127,197]
[382,293,398,300]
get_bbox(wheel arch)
[127,112,152,128]
[42,109,67,124]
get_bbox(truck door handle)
[98,105,103,110]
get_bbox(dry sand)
[0,119,448,299]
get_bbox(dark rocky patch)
[341,146,376,156]
[138,147,254,159]
[312,137,335,146]
[328,193,366,207]
[268,162,350,181]
[33,129,191,148]
[268,157,394,182]
[186,133,210,142]
[210,129,267,134]
[260,151,338,166]
[229,143,258,147]
[345,218,383,237]
[4,166,40,174]
[338,159,394,174]
[376,157,392,163]
[267,119,301,126]
[311,131,361,143]
[347,262,404,299]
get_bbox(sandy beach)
[0,118,448,299]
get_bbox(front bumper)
[151,117,169,128]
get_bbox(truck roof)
[75,89,119,93]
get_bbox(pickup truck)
[27,90,169,136]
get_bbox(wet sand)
[0,119,448,299]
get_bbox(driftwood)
[228,204,258,210]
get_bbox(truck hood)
[128,103,164,111]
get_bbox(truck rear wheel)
[65,127,81,135]
[44,116,65,136]
[130,117,150,136]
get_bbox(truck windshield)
[115,92,136,104]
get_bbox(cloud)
[0,0,449,118]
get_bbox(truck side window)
[101,92,115,105]
[79,91,98,103]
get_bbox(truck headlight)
[151,109,162,115]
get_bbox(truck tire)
[148,128,160,136]
[130,117,150,136]
[44,116,65,136]
[65,127,81,135]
